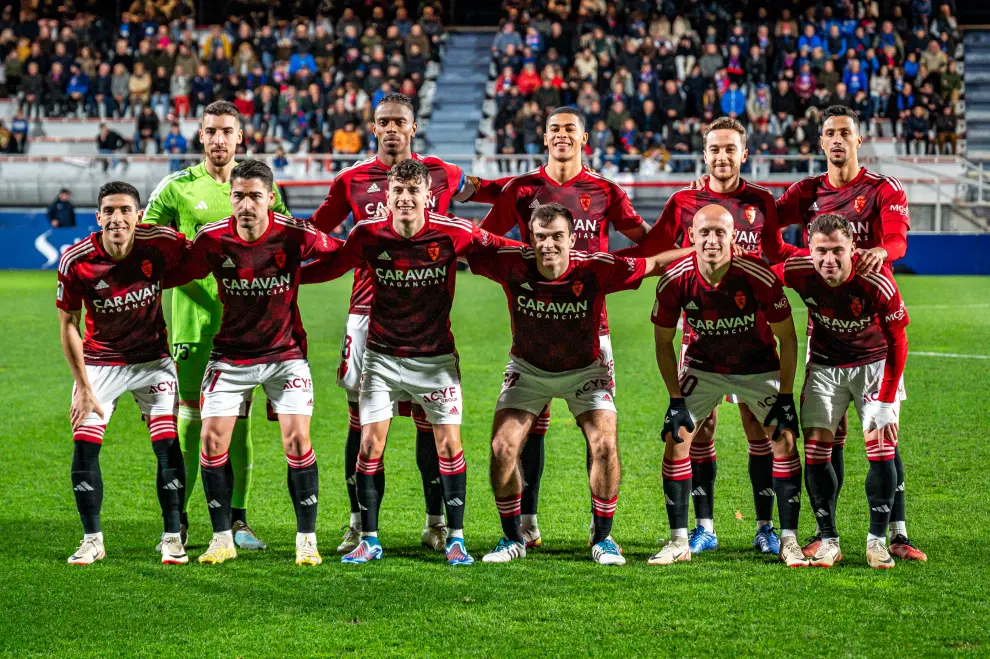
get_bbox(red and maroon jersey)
[468,246,647,372]
[631,179,783,258]
[774,257,909,401]
[764,168,910,264]
[56,225,187,366]
[309,153,466,315]
[182,212,342,365]
[480,166,645,334]
[652,254,793,375]
[306,212,514,358]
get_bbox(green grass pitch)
[0,270,988,657]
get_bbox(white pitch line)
[912,351,990,360]
[906,304,990,310]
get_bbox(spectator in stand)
[493,21,523,55]
[88,62,113,118]
[905,104,930,154]
[134,104,161,153]
[936,105,957,154]
[699,43,724,81]
[942,59,962,106]
[110,62,130,117]
[150,65,170,117]
[191,64,213,116]
[843,58,868,96]
[0,120,11,154]
[19,61,43,118]
[720,80,745,120]
[657,79,685,124]
[497,121,522,173]
[66,62,89,117]
[272,145,289,175]
[163,121,187,172]
[47,189,76,228]
[129,61,152,112]
[746,84,772,125]
[332,120,362,162]
[516,62,541,96]
[44,61,68,117]
[170,64,190,117]
[9,108,28,154]
[770,136,793,173]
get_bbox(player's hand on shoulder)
[763,393,799,441]
[731,243,746,257]
[70,388,104,431]
[855,247,888,274]
[690,173,709,190]
[662,398,694,444]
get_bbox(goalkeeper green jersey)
[143,160,288,343]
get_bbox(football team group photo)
[1,0,987,654]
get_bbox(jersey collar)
[823,166,867,191]
[539,165,585,188]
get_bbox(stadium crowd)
[492,0,963,171]
[0,1,445,166]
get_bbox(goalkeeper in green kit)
[144,101,286,550]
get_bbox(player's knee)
[200,427,227,455]
[589,435,617,464]
[281,427,311,456]
[490,434,519,467]
[770,433,797,456]
[698,412,718,438]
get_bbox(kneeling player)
[775,214,918,568]
[57,182,189,565]
[652,205,806,567]
[471,203,689,565]
[302,159,517,566]
[173,160,342,566]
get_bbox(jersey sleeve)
[143,178,178,228]
[465,244,509,284]
[467,225,524,254]
[651,275,683,328]
[164,231,212,288]
[762,190,804,263]
[465,176,513,204]
[478,182,520,236]
[875,179,910,261]
[621,194,680,257]
[299,223,345,261]
[56,266,83,312]
[271,183,290,215]
[443,161,466,197]
[308,175,353,233]
[607,185,646,233]
[601,255,647,293]
[868,270,910,402]
[750,260,792,323]
[300,222,365,285]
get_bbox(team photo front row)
[57,158,915,570]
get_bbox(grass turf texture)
[0,270,987,657]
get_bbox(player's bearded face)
[544,114,587,162]
[691,217,733,267]
[387,176,429,222]
[375,104,416,157]
[230,178,274,231]
[811,230,854,285]
[820,116,862,167]
[531,216,575,271]
[705,130,746,182]
[97,193,142,247]
[201,114,242,167]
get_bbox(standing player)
[57,181,189,566]
[651,205,806,567]
[469,203,690,565]
[172,161,342,566]
[479,106,649,548]
[144,100,288,551]
[761,105,923,561]
[628,117,795,556]
[302,159,517,566]
[773,215,911,568]
[309,93,501,554]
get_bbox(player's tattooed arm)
[58,309,105,430]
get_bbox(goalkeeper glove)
[662,398,695,444]
[763,393,799,441]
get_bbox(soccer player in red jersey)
[773,214,915,568]
[479,106,649,548]
[628,117,792,556]
[651,205,807,568]
[173,161,343,566]
[303,159,517,566]
[57,181,190,566]
[469,203,690,565]
[761,105,920,560]
[308,93,502,554]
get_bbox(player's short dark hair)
[822,105,858,125]
[376,92,415,114]
[546,106,585,132]
[530,202,573,234]
[98,181,141,208]
[808,213,854,241]
[202,100,242,126]
[386,159,431,186]
[230,159,274,190]
[704,116,747,143]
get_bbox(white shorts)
[74,357,178,427]
[679,367,781,426]
[801,360,907,434]
[496,355,616,419]
[201,359,314,418]
[360,349,462,425]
